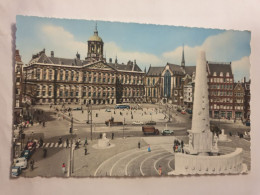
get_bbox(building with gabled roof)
[207,61,234,119]
[145,66,164,103]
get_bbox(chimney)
[109,58,112,63]
[134,59,136,65]
[51,51,54,57]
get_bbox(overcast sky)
[16,15,251,81]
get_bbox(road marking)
[60,141,66,147]
[153,154,173,175]
[140,152,168,176]
[94,148,148,177]
[54,143,59,147]
[42,143,46,147]
[109,150,138,176]
[45,143,50,148]
[50,143,54,147]
[124,148,165,176]
[168,158,174,170]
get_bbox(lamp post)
[123,117,125,139]
[90,103,93,141]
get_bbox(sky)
[16,15,251,81]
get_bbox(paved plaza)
[14,104,251,178]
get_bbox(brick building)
[207,62,234,119]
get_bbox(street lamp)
[123,117,125,139]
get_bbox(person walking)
[62,163,66,174]
[84,137,88,146]
[111,133,114,140]
[138,141,141,149]
[148,144,151,152]
[158,165,162,176]
[85,147,88,155]
[66,138,69,148]
[30,159,34,170]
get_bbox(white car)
[13,157,27,169]
[132,121,144,125]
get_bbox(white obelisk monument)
[185,51,218,155]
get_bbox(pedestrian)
[158,165,162,176]
[66,138,69,148]
[30,159,34,170]
[84,137,88,146]
[43,149,47,158]
[85,147,88,155]
[78,138,81,144]
[148,144,151,152]
[62,163,66,174]
[99,133,102,139]
[138,141,140,149]
[112,133,114,140]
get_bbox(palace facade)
[23,27,145,105]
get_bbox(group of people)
[173,139,184,153]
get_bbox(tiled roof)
[146,67,164,76]
[108,61,142,72]
[30,50,143,72]
[166,63,185,75]
[207,62,232,76]
[184,66,196,76]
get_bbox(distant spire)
[181,44,185,67]
[94,21,98,35]
[144,67,147,74]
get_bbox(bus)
[115,104,130,109]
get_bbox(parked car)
[142,126,159,135]
[21,150,31,159]
[13,157,27,169]
[161,129,174,136]
[132,121,144,125]
[105,109,111,112]
[73,107,82,110]
[145,121,156,125]
[186,109,192,114]
[11,166,22,177]
[181,110,186,114]
[105,118,123,126]
[25,141,37,153]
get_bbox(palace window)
[76,92,79,96]
[103,78,106,83]
[49,70,52,80]
[112,78,114,83]
[36,69,41,79]
[93,92,96,97]
[71,71,74,81]
[88,92,91,97]
[94,77,96,82]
